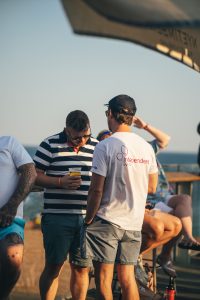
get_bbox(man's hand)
[61,174,82,190]
[0,203,17,227]
[132,116,146,129]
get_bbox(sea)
[25,146,198,164]
[24,146,199,221]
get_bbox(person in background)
[134,116,200,277]
[33,110,98,300]
[197,122,200,171]
[0,135,36,299]
[83,95,158,300]
[96,129,112,141]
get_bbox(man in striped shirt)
[33,110,98,300]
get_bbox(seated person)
[133,116,200,276]
[141,209,181,278]
[96,129,112,141]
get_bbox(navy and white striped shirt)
[33,131,98,215]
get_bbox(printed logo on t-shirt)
[116,145,149,166]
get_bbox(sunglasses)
[105,110,109,117]
[67,129,92,142]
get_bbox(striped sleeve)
[33,138,53,170]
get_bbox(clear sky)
[0,0,199,153]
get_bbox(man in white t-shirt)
[0,136,36,299]
[83,95,158,300]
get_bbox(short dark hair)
[197,122,200,135]
[66,110,90,131]
[112,111,133,125]
[105,94,137,126]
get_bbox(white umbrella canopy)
[80,0,200,27]
[61,0,200,72]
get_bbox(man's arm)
[148,173,158,194]
[35,168,81,190]
[85,173,105,224]
[133,116,171,149]
[0,163,37,227]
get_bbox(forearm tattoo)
[10,163,37,207]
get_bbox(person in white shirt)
[82,95,158,300]
[96,128,182,279]
[0,136,36,299]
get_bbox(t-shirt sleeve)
[10,136,33,169]
[149,145,158,174]
[91,144,107,177]
[33,139,53,171]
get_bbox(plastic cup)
[69,167,81,176]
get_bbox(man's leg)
[93,261,114,300]
[159,233,182,259]
[140,211,182,277]
[0,234,23,300]
[70,264,90,300]
[154,210,182,259]
[154,210,182,277]
[168,194,199,244]
[141,212,165,254]
[117,264,139,300]
[40,214,80,300]
[39,261,64,300]
[141,211,181,255]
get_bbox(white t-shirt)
[91,132,158,231]
[0,136,33,218]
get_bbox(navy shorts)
[41,214,91,266]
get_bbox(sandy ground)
[11,226,200,300]
[9,225,155,300]
[10,226,89,300]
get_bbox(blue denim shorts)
[0,218,25,241]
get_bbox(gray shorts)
[81,217,141,265]
[41,214,91,267]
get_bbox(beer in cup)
[69,167,81,177]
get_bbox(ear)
[109,110,114,119]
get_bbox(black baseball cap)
[104,94,137,116]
